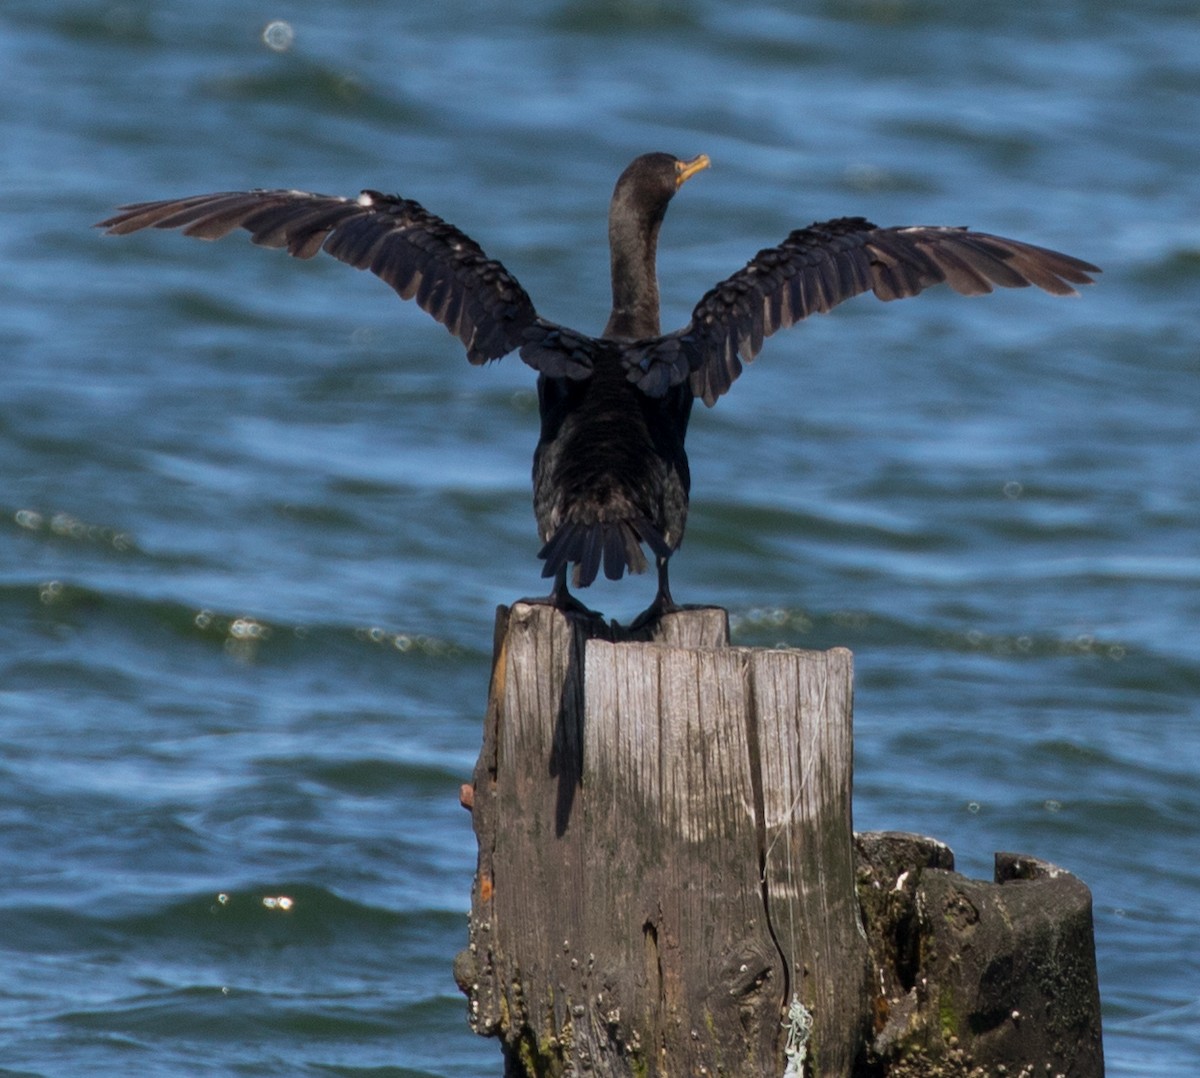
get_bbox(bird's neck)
[603,207,664,340]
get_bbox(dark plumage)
[98,152,1098,624]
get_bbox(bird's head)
[610,153,710,230]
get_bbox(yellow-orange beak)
[675,153,711,188]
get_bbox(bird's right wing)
[623,217,1099,406]
[98,188,593,378]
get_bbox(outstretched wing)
[98,188,592,378]
[623,216,1099,406]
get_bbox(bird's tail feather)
[539,518,671,587]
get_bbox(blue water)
[3,1,1198,1074]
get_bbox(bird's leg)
[629,555,679,630]
[519,565,603,619]
[549,566,580,610]
[654,555,677,612]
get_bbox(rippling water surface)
[3,1,1198,1074]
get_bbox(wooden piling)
[455,603,1104,1077]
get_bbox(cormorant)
[99,153,1098,624]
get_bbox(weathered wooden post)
[455,603,1104,1077]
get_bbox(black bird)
[99,153,1097,625]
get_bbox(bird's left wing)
[623,216,1099,406]
[98,188,592,378]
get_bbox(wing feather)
[98,187,584,371]
[623,218,1098,405]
